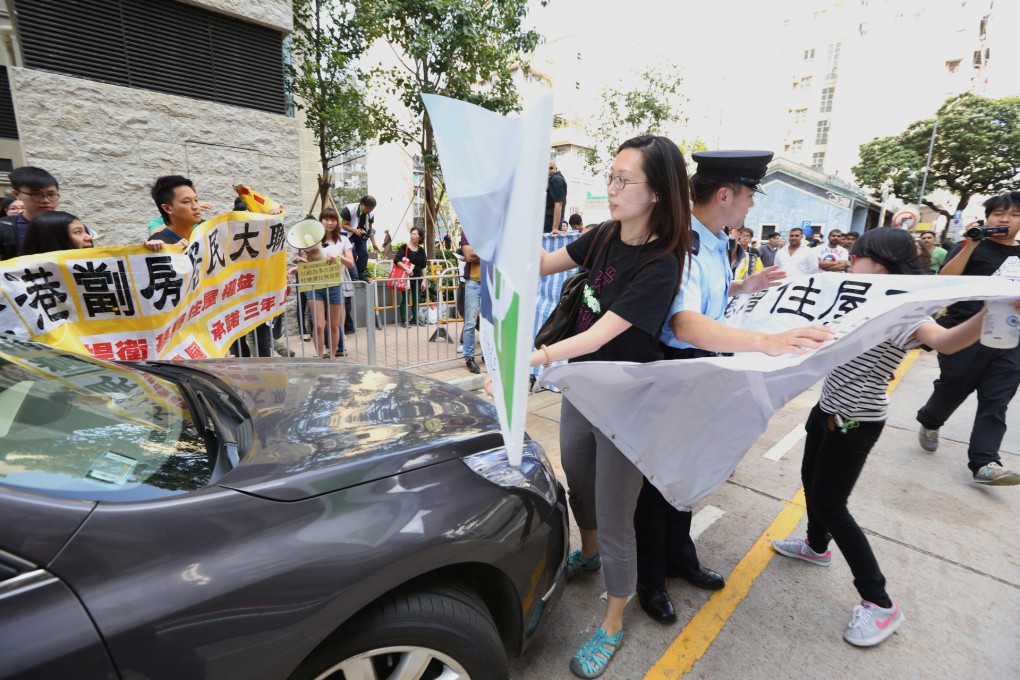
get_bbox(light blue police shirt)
[659,214,732,349]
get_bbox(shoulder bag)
[386,245,412,292]
[534,223,612,349]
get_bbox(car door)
[0,556,118,680]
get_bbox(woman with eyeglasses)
[20,211,93,255]
[529,135,692,679]
[0,195,24,218]
[771,227,1020,648]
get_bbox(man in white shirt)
[775,227,820,276]
[817,229,850,272]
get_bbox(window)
[791,139,804,153]
[815,120,830,145]
[13,0,287,115]
[0,67,18,139]
[803,48,815,60]
[819,87,834,113]
[826,42,841,78]
[973,50,983,67]
[946,59,961,73]
[793,108,807,123]
[811,152,826,170]
[800,76,813,89]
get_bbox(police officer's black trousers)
[916,342,1020,474]
[634,478,699,589]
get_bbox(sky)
[523,0,789,149]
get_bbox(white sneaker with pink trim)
[843,599,904,647]
[771,537,832,567]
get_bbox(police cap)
[691,150,774,194]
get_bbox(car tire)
[292,582,509,680]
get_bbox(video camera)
[965,221,1009,240]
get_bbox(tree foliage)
[289,0,381,213]
[853,92,1020,222]
[367,0,542,255]
[585,64,687,171]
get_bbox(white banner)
[543,273,1020,509]
[423,93,553,466]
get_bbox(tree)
[584,64,687,171]
[853,92,1020,224]
[368,0,543,256]
[289,0,381,214]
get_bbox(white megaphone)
[287,217,326,261]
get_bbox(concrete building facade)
[1,0,315,245]
[745,158,880,240]
[777,0,1008,179]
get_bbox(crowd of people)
[528,139,1020,679]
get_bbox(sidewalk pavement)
[501,350,1020,680]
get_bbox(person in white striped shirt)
[771,227,1020,649]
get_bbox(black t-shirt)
[393,244,427,277]
[544,172,567,233]
[939,238,1020,328]
[564,226,679,363]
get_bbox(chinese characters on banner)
[543,273,1020,510]
[0,211,289,361]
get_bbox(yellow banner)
[0,210,289,360]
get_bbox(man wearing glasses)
[1,166,61,259]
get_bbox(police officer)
[633,151,831,624]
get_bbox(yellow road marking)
[645,349,921,679]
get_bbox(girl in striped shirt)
[771,227,1020,648]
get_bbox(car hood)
[173,359,503,501]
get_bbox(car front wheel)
[293,583,509,680]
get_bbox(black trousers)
[802,404,889,605]
[916,342,1020,474]
[230,322,273,357]
[634,479,699,588]
[634,343,717,589]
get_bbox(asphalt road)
[508,350,1020,680]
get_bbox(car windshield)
[0,338,211,502]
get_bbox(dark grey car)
[0,337,567,679]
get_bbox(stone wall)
[9,68,304,246]
[185,0,292,32]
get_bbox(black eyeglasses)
[606,174,649,191]
[17,190,60,201]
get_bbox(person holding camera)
[341,195,380,282]
[915,192,1020,486]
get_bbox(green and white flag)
[422,93,553,466]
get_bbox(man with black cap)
[631,150,831,625]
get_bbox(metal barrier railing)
[242,266,473,372]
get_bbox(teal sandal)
[566,550,602,579]
[569,628,624,678]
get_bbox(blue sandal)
[569,628,624,678]
[566,550,602,579]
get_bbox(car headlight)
[462,439,558,506]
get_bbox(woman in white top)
[771,227,1020,648]
[303,207,354,359]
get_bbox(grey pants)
[560,397,645,598]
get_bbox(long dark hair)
[319,206,340,244]
[850,228,927,275]
[21,211,81,255]
[612,135,692,293]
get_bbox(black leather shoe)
[466,359,481,374]
[668,564,725,590]
[635,584,677,625]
